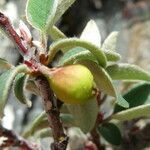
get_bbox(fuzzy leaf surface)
[26,0,58,31]
[0,65,29,118]
[59,47,97,66]
[47,38,107,67]
[112,104,150,121]
[13,73,31,107]
[106,63,150,81]
[102,31,118,51]
[59,48,121,66]
[80,20,101,47]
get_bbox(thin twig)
[35,76,68,150]
[0,125,39,150]
[90,112,104,150]
[0,12,29,56]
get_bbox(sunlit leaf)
[67,97,98,133]
[26,0,58,31]
[0,65,29,118]
[106,63,150,81]
[80,20,101,47]
[98,122,122,145]
[13,73,32,107]
[49,26,67,40]
[47,38,107,67]
[104,50,121,62]
[112,104,150,121]
[59,48,98,66]
[102,31,118,51]
[59,48,121,66]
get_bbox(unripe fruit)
[48,65,94,104]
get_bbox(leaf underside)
[13,73,32,107]
[102,31,118,51]
[67,97,99,133]
[0,65,28,118]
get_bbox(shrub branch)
[0,125,39,150]
[35,76,68,150]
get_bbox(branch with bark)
[35,76,69,150]
[0,125,39,150]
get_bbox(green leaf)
[106,63,150,81]
[115,94,129,108]
[13,74,32,107]
[102,31,118,51]
[59,48,98,66]
[26,0,58,32]
[59,48,121,66]
[115,82,150,112]
[124,82,150,106]
[0,58,13,70]
[112,104,150,121]
[49,26,67,40]
[75,59,116,97]
[53,0,76,25]
[0,65,29,118]
[80,20,101,47]
[104,50,121,62]
[98,123,122,145]
[67,97,99,133]
[47,38,107,67]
